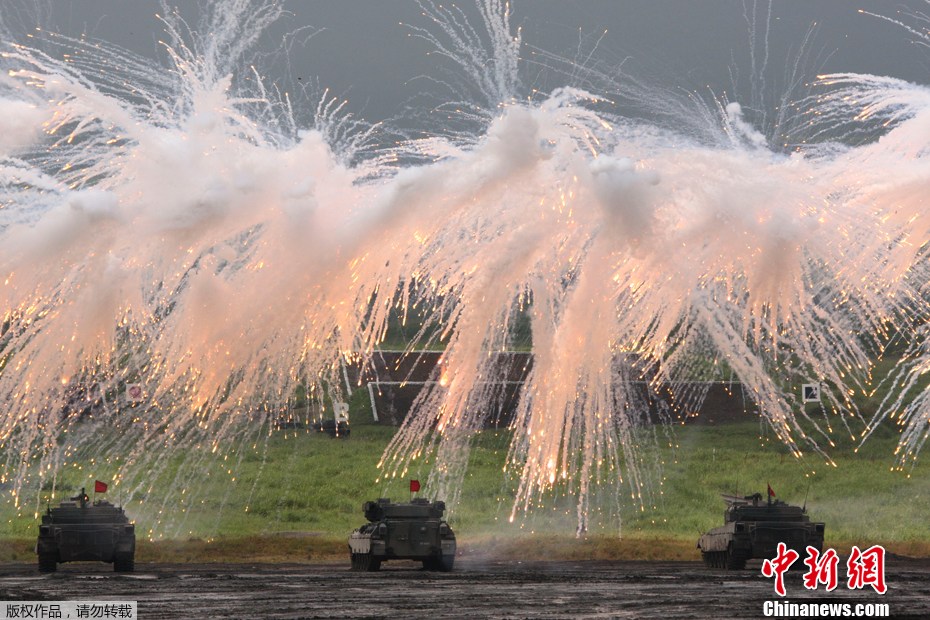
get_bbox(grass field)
[2,396,929,564]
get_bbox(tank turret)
[697,491,824,569]
[348,498,456,571]
[36,487,135,573]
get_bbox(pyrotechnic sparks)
[0,0,929,534]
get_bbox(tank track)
[700,545,749,570]
[350,552,381,572]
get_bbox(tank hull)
[37,524,135,563]
[349,499,456,571]
[697,493,824,570]
[698,522,824,568]
[36,495,135,572]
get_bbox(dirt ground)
[1,557,928,619]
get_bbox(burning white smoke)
[0,0,928,533]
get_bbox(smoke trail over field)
[0,2,388,525]
[1,0,929,532]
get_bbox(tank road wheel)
[438,552,454,572]
[37,554,57,573]
[700,551,711,568]
[113,553,134,572]
[356,552,381,572]
[725,545,748,570]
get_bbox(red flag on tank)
[410,480,420,493]
[94,480,108,493]
[767,484,775,498]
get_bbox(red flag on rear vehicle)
[767,483,775,497]
[410,479,420,493]
[94,480,108,493]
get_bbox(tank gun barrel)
[720,492,763,506]
[720,494,746,504]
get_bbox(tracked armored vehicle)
[311,418,350,437]
[312,403,350,438]
[36,488,135,573]
[698,492,824,569]
[348,498,456,571]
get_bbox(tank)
[312,404,350,438]
[348,498,456,571]
[697,492,824,569]
[36,488,136,573]
[311,418,350,437]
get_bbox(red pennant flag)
[94,480,108,493]
[767,483,775,498]
[410,479,421,493]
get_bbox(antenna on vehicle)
[734,451,749,497]
[802,477,812,512]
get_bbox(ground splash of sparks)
[1,0,930,534]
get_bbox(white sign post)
[125,383,144,403]
[802,383,821,403]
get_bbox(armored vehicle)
[36,488,135,573]
[311,418,350,437]
[312,403,350,438]
[348,498,456,571]
[698,492,824,569]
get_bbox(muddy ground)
[1,558,928,619]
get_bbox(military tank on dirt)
[36,487,135,573]
[698,490,824,570]
[348,497,456,571]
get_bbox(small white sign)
[802,383,821,403]
[125,383,144,403]
[334,401,349,423]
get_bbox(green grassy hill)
[2,408,928,563]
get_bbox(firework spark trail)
[1,0,929,533]
[371,0,929,517]
[368,58,891,517]
[0,3,386,523]
[408,0,520,116]
[810,65,930,466]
